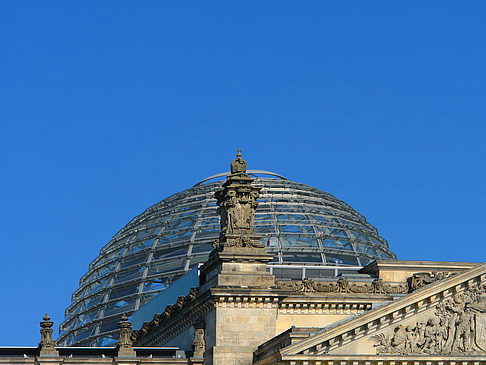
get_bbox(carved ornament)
[192,322,205,357]
[276,278,408,295]
[372,285,486,355]
[213,149,263,250]
[39,313,58,356]
[408,272,452,293]
[117,314,136,356]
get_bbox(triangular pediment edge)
[280,262,486,356]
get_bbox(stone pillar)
[203,297,278,365]
[117,314,136,357]
[39,314,59,357]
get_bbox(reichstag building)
[1,151,484,365]
[57,160,395,348]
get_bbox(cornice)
[132,288,212,347]
[360,260,479,276]
[277,354,486,365]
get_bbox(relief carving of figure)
[452,297,474,352]
[224,191,238,233]
[391,325,407,352]
[423,318,438,354]
[337,278,350,293]
[372,279,386,294]
[374,286,486,355]
[221,190,257,235]
[436,317,448,353]
[301,278,318,292]
[405,325,417,353]
[409,272,451,292]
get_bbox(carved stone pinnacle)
[117,314,136,357]
[214,151,263,250]
[39,313,58,356]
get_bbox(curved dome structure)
[57,172,396,347]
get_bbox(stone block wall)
[204,303,277,365]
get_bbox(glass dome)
[57,173,396,347]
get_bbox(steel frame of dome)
[57,173,396,347]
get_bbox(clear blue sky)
[1,1,485,346]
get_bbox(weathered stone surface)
[39,314,58,357]
[254,262,486,365]
[117,314,136,357]
[213,149,263,251]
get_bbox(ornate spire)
[39,314,58,356]
[117,314,136,357]
[214,150,262,250]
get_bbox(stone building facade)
[1,153,485,365]
[129,154,486,365]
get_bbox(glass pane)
[108,284,139,300]
[282,252,323,263]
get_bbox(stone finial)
[117,314,136,357]
[39,314,58,356]
[214,150,262,250]
[230,148,247,175]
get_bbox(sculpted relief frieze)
[408,272,453,293]
[276,272,452,296]
[276,278,408,295]
[372,286,486,355]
